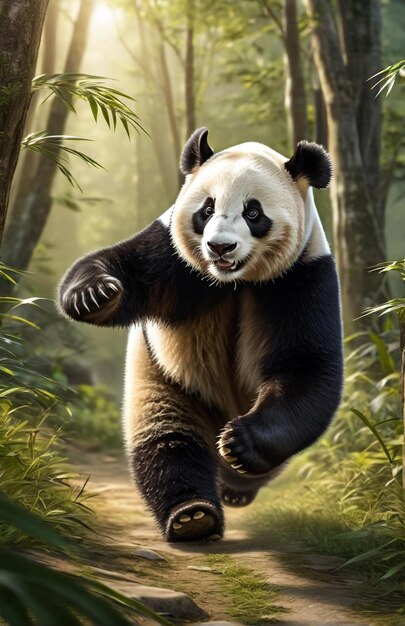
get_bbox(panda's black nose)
[207,242,237,257]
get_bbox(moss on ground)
[204,553,285,625]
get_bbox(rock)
[303,553,346,572]
[130,585,206,619]
[187,565,215,572]
[192,622,244,626]
[133,548,167,561]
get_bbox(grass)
[0,288,170,625]
[244,478,383,568]
[204,554,285,625]
[65,384,122,449]
[0,397,93,546]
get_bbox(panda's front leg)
[59,257,124,325]
[218,357,343,476]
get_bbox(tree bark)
[133,8,177,199]
[304,0,386,324]
[185,0,196,139]
[337,0,383,232]
[0,0,48,249]
[158,41,182,188]
[312,64,328,147]
[8,1,59,228]
[2,0,94,277]
[283,0,308,147]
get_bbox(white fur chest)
[142,296,259,418]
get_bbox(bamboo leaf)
[0,493,67,548]
[380,562,405,580]
[350,409,393,464]
[31,72,146,136]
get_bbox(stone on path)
[187,565,215,572]
[192,622,244,626]
[133,548,167,561]
[130,585,206,619]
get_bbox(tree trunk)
[158,41,183,189]
[312,65,328,147]
[8,1,59,228]
[0,0,48,249]
[337,0,383,233]
[185,0,196,139]
[134,10,177,199]
[304,0,386,325]
[283,0,308,147]
[2,0,94,279]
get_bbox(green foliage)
[0,494,170,626]
[363,259,405,320]
[205,554,283,623]
[0,408,91,546]
[21,132,104,191]
[0,289,93,545]
[370,60,405,97]
[65,385,122,449]
[0,279,168,626]
[32,73,144,137]
[23,72,146,190]
[0,493,66,549]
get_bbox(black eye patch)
[242,199,272,238]
[192,197,215,235]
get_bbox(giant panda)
[58,128,343,543]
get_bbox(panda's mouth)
[213,258,246,272]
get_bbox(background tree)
[261,0,308,149]
[0,0,48,245]
[8,1,60,217]
[2,0,95,279]
[304,0,386,323]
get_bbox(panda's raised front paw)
[217,417,276,476]
[61,275,123,323]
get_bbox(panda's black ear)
[180,127,214,175]
[285,141,332,189]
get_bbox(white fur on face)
[171,142,306,283]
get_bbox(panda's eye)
[204,205,214,218]
[246,208,259,220]
[244,199,262,221]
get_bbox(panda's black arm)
[220,255,344,475]
[58,219,224,327]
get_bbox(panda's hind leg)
[166,497,223,542]
[219,463,268,508]
[124,328,223,542]
[131,426,224,542]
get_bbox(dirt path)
[70,450,390,626]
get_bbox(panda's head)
[171,128,331,284]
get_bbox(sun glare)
[92,2,116,27]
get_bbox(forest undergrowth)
[0,269,164,626]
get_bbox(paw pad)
[165,500,223,542]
